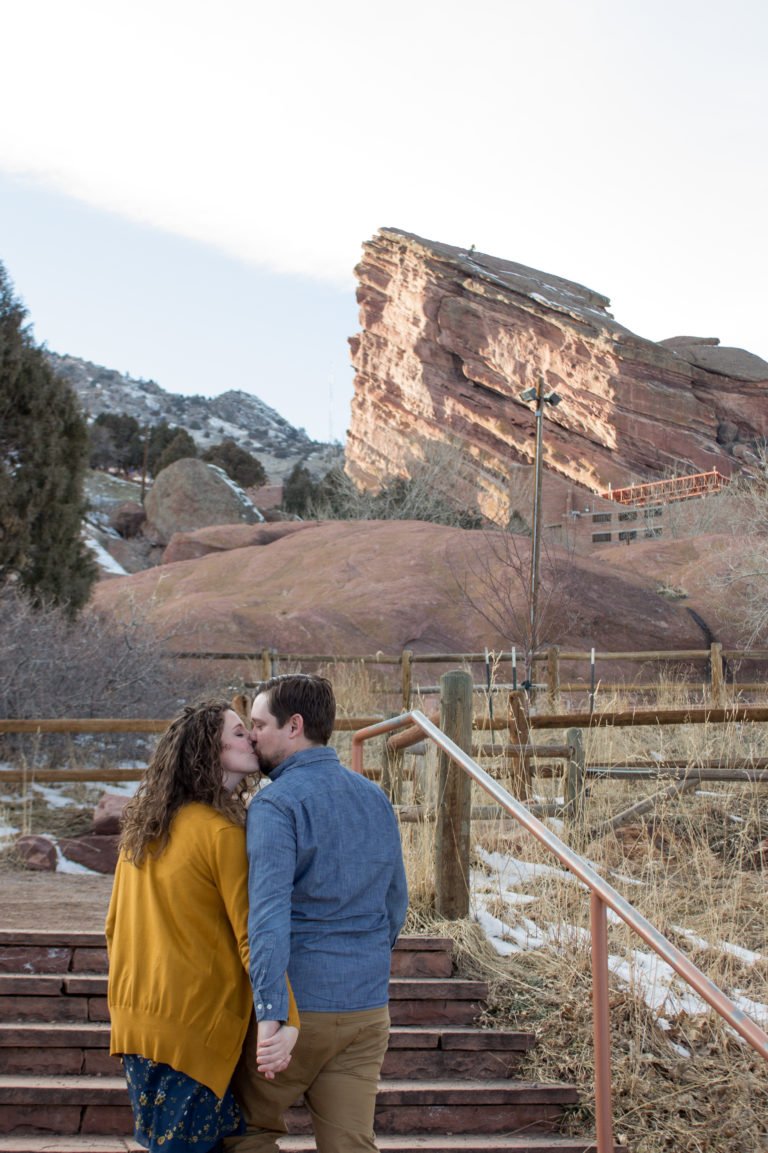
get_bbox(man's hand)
[256,1020,299,1080]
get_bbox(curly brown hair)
[119,698,246,865]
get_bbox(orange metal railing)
[351,709,768,1153]
[600,469,730,507]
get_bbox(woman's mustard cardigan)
[106,802,298,1098]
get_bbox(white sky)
[0,0,766,442]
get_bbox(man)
[231,673,408,1153]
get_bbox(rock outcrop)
[143,458,263,545]
[347,229,768,525]
[161,520,310,563]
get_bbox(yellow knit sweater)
[106,802,298,1098]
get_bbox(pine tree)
[201,439,266,488]
[147,421,197,475]
[0,263,97,613]
[90,412,144,470]
[153,429,198,475]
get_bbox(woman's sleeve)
[286,975,300,1029]
[212,820,299,1030]
[211,822,251,973]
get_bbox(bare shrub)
[450,529,586,685]
[662,482,748,539]
[0,587,213,765]
[712,465,768,644]
[301,438,484,528]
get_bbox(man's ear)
[289,713,305,739]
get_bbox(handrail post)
[435,671,473,918]
[591,891,615,1153]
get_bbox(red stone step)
[0,1024,536,1080]
[285,1080,579,1136]
[282,1138,595,1153]
[0,931,595,1151]
[0,1134,596,1152]
[0,975,488,1029]
[0,1076,580,1138]
[0,1025,116,1076]
[0,934,454,979]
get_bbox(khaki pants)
[224,1006,390,1153]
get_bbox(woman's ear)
[231,692,251,723]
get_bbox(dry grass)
[346,670,768,1153]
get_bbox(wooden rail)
[529,705,768,728]
[167,643,768,711]
[5,699,768,795]
[0,716,383,735]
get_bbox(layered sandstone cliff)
[347,228,768,524]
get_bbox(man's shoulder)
[251,755,395,812]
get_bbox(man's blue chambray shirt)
[246,745,409,1020]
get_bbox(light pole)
[518,378,562,688]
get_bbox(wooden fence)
[3,691,767,838]
[174,643,768,710]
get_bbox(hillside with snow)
[47,351,343,482]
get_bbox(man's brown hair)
[254,674,336,744]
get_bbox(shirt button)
[266,1003,272,1010]
[256,1003,263,1011]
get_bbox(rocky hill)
[91,517,749,664]
[48,351,342,482]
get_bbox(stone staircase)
[0,930,595,1153]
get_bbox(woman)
[106,699,298,1153]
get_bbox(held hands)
[256,1019,299,1080]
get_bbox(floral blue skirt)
[123,1055,245,1153]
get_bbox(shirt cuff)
[253,981,289,1022]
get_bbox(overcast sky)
[1,0,765,442]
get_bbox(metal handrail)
[351,709,768,1153]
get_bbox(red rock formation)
[91,519,735,659]
[347,229,768,525]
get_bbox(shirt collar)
[266,744,339,781]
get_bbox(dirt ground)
[0,869,115,931]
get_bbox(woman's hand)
[256,1022,299,1080]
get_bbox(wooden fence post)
[565,727,585,823]
[547,646,560,712]
[382,745,405,805]
[260,649,272,680]
[435,670,473,919]
[507,690,532,799]
[401,649,414,711]
[710,642,725,705]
